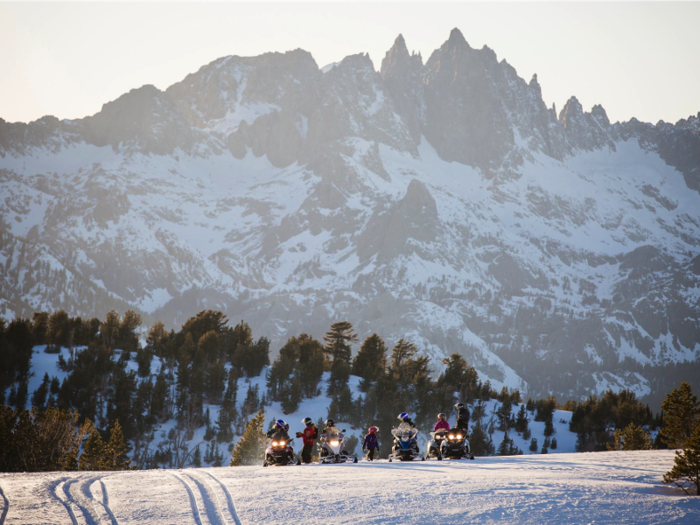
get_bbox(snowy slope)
[1,451,698,524]
[21,345,577,469]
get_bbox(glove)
[296,432,302,438]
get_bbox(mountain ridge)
[1,29,699,404]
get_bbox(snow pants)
[366,448,378,461]
[301,444,314,464]
[456,418,470,432]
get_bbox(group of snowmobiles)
[262,403,475,466]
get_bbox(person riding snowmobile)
[396,412,419,453]
[321,418,341,437]
[363,426,380,461]
[296,417,318,464]
[266,419,291,441]
[434,412,450,432]
[319,418,343,459]
[455,403,470,431]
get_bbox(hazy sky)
[1,2,698,125]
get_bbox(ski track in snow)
[98,479,118,525]
[0,482,9,525]
[197,470,243,525]
[52,479,80,525]
[83,476,118,525]
[172,472,207,525]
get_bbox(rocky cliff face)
[1,29,699,403]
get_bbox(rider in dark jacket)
[266,419,291,442]
[363,426,380,461]
[455,403,470,431]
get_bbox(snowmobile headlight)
[271,441,278,446]
[448,434,455,439]
[279,441,286,447]
[457,434,463,440]
[330,440,340,447]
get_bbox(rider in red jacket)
[296,417,318,463]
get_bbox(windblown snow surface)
[0,451,698,524]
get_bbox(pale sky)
[1,2,699,125]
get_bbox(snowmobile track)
[82,477,118,525]
[197,471,243,525]
[63,478,101,525]
[0,482,9,525]
[178,471,235,525]
[52,479,80,525]
[171,472,206,525]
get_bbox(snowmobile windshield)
[322,428,342,440]
[392,428,416,439]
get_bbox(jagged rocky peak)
[559,96,614,152]
[80,84,196,155]
[447,27,469,49]
[380,33,423,78]
[591,104,611,128]
[559,95,584,125]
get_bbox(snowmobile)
[263,438,300,466]
[318,430,358,464]
[440,429,475,460]
[388,427,424,462]
[426,429,449,460]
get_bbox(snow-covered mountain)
[2,29,699,402]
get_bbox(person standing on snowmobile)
[433,412,450,432]
[455,403,470,431]
[363,426,380,461]
[296,417,318,464]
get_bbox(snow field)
[1,451,698,524]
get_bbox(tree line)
[2,310,699,487]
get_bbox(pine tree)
[544,419,555,437]
[607,423,653,451]
[31,373,50,408]
[660,382,700,449]
[105,420,131,470]
[529,438,538,452]
[192,445,202,468]
[663,419,700,495]
[469,422,494,456]
[352,333,387,383]
[230,409,267,466]
[550,437,557,450]
[497,432,522,456]
[515,404,529,434]
[80,425,107,471]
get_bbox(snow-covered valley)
[1,451,697,524]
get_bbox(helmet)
[437,413,446,420]
[275,419,286,428]
[455,402,465,410]
[302,417,313,426]
[369,426,379,434]
[325,419,335,427]
[397,412,409,422]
